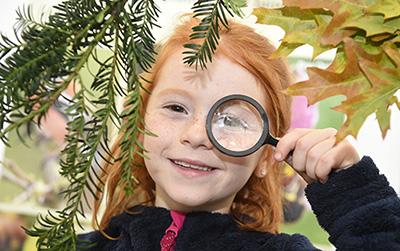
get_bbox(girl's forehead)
[153,50,267,105]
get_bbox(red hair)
[93,15,292,234]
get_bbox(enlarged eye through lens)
[210,99,264,152]
[206,94,279,157]
[214,112,249,131]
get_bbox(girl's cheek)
[145,112,165,133]
[147,115,179,133]
[145,113,185,143]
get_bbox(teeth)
[173,160,212,172]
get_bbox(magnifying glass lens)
[210,99,264,152]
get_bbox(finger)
[291,128,337,173]
[305,136,336,181]
[314,139,360,182]
[334,139,360,169]
[275,128,311,161]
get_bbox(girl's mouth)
[169,159,217,173]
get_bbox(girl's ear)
[255,165,267,178]
[254,150,271,178]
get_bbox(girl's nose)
[180,115,213,150]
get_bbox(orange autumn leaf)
[284,38,376,104]
[384,42,400,67]
[335,59,400,140]
[253,0,400,140]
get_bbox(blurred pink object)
[290,96,317,129]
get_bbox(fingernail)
[274,152,282,161]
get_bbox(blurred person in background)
[0,82,78,250]
[0,214,25,251]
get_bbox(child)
[78,16,400,250]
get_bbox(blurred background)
[0,1,399,250]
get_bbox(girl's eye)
[163,104,188,114]
[215,113,249,131]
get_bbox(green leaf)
[366,0,400,19]
[283,30,332,59]
[376,105,391,138]
[335,59,400,140]
[253,7,318,32]
[283,0,330,9]
[270,42,302,58]
[95,10,106,23]
[285,39,372,104]
[229,0,247,8]
[253,7,333,59]
[344,15,399,37]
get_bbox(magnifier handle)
[284,151,315,184]
[267,136,279,147]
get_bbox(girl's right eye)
[163,104,188,114]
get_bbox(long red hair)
[93,16,292,234]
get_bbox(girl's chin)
[154,186,233,213]
[160,196,231,213]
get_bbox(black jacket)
[78,157,400,250]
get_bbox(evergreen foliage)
[0,0,244,249]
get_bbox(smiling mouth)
[170,159,216,172]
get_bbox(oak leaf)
[334,59,400,139]
[284,38,376,104]
[366,0,400,19]
[384,42,400,67]
[252,7,333,59]
[344,15,400,37]
[253,0,400,140]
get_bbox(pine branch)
[3,0,162,249]
[22,20,120,251]
[0,0,137,250]
[0,1,119,145]
[183,0,246,70]
[124,0,160,82]
[116,0,160,194]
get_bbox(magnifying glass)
[206,94,280,157]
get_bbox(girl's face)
[143,49,268,213]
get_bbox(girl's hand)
[274,128,360,184]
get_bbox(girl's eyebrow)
[157,88,193,99]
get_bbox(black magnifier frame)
[206,94,279,157]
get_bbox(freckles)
[144,115,178,150]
